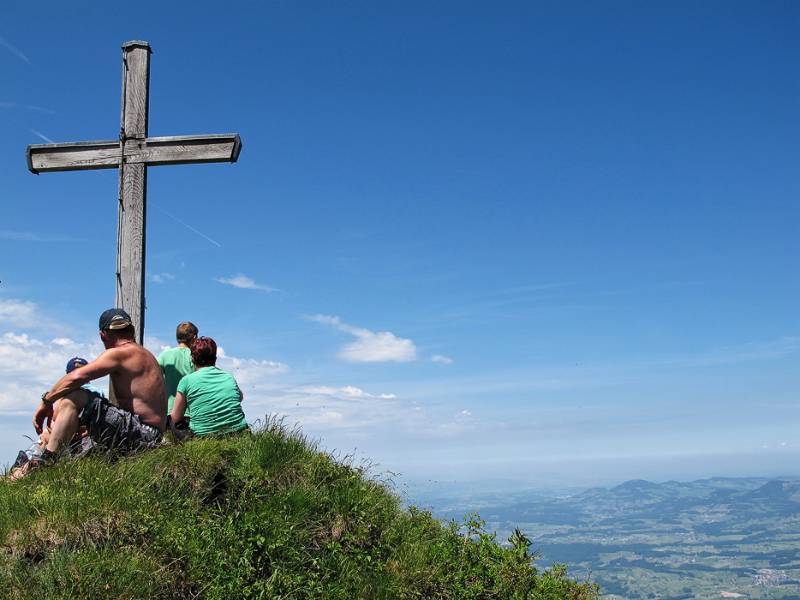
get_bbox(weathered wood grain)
[25,39,243,345]
[122,43,150,140]
[116,162,147,343]
[27,140,120,173]
[116,42,150,344]
[27,134,241,173]
[125,134,241,165]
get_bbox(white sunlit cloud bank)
[0,331,105,414]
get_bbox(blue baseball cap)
[66,356,88,373]
[98,308,133,331]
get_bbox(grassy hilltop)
[0,420,598,599]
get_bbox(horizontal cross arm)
[127,134,242,166]
[27,140,120,173]
[27,133,242,174]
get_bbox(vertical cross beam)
[25,39,242,350]
[117,41,150,344]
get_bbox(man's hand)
[33,401,54,435]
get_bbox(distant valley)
[415,477,800,599]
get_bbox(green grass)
[0,418,599,599]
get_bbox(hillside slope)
[0,420,597,599]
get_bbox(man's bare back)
[105,342,167,430]
[21,309,168,477]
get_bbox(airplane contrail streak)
[0,35,31,64]
[30,129,54,143]
[152,203,222,248]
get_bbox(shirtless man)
[26,308,166,472]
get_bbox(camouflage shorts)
[78,393,162,453]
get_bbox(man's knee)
[61,388,92,411]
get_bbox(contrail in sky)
[151,203,222,247]
[30,129,54,143]
[0,35,31,64]
[0,102,55,114]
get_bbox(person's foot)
[11,450,29,470]
[6,449,57,481]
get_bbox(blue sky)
[1,1,798,487]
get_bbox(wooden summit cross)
[26,40,242,343]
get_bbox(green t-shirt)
[176,366,248,436]
[157,346,194,414]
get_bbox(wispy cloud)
[151,204,222,247]
[215,274,277,292]
[0,102,54,114]
[30,129,54,143]
[0,231,81,242]
[300,385,397,400]
[148,272,175,284]
[0,36,30,65]
[431,280,706,324]
[307,314,417,363]
[431,354,454,365]
[0,298,69,333]
[0,299,39,329]
[662,336,800,369]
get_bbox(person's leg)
[44,389,90,454]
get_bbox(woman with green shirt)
[171,336,248,436]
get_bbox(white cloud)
[218,353,288,389]
[431,354,453,365]
[0,298,472,448]
[428,409,480,438]
[0,299,38,328]
[148,272,175,284]
[215,274,276,292]
[244,386,413,433]
[0,332,106,414]
[300,385,397,400]
[307,314,417,363]
[143,336,172,356]
[0,298,70,333]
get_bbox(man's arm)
[43,348,122,403]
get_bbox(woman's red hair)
[191,336,218,367]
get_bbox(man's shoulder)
[113,342,159,367]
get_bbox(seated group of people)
[9,308,248,479]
